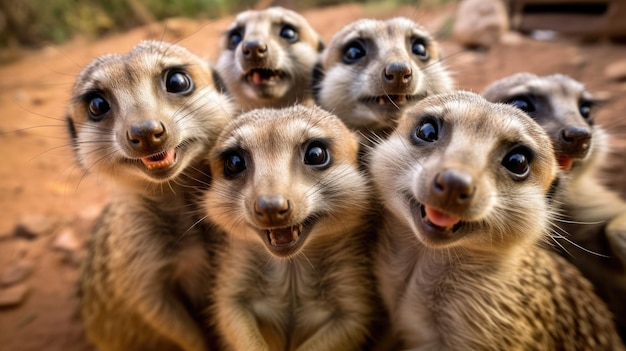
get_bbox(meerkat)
[215,7,324,111]
[313,17,453,144]
[202,105,380,351]
[369,91,624,350]
[68,40,233,351]
[483,73,626,340]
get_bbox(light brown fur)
[70,40,233,351]
[215,7,323,111]
[483,72,626,340]
[203,105,379,351]
[370,91,624,350]
[314,17,453,143]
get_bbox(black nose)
[383,61,412,86]
[254,195,292,226]
[559,125,591,158]
[127,120,167,152]
[242,40,268,59]
[432,169,475,205]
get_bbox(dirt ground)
[0,3,625,351]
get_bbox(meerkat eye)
[223,151,246,178]
[87,93,110,121]
[411,37,429,61]
[506,95,536,114]
[304,141,331,169]
[579,100,592,119]
[165,70,194,95]
[279,24,299,42]
[227,29,243,50]
[412,116,439,143]
[502,147,532,179]
[342,40,366,64]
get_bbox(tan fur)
[484,73,626,340]
[315,17,453,142]
[370,91,624,350]
[203,105,379,351]
[215,7,323,111]
[71,40,233,351]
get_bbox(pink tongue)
[252,71,262,85]
[424,206,461,228]
[557,157,573,171]
[140,149,176,170]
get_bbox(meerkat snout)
[430,168,476,206]
[253,194,292,226]
[558,124,591,157]
[383,61,414,88]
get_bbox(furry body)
[370,91,624,350]
[203,105,379,351]
[69,41,233,351]
[483,73,626,340]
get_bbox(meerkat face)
[65,40,232,188]
[216,7,323,109]
[315,17,453,135]
[370,91,557,252]
[205,105,367,259]
[483,73,600,174]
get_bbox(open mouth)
[260,219,315,258]
[140,148,177,170]
[360,94,419,107]
[245,68,285,86]
[556,156,574,172]
[408,196,464,245]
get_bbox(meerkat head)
[65,40,233,191]
[483,73,604,176]
[216,7,324,110]
[314,17,453,138]
[370,91,558,254]
[204,105,368,259]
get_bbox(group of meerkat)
[64,5,626,351]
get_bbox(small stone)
[1,259,34,287]
[14,214,58,239]
[604,60,626,82]
[453,0,509,49]
[0,284,30,308]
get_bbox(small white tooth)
[292,228,298,240]
[269,231,276,244]
[379,97,385,105]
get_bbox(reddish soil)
[0,3,625,351]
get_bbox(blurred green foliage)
[0,0,453,48]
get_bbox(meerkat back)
[314,17,453,145]
[202,105,379,351]
[369,91,624,350]
[71,40,233,351]
[215,7,324,111]
[483,73,626,340]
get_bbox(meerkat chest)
[223,241,336,343]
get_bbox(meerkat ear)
[311,61,324,103]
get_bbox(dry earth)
[0,3,625,351]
